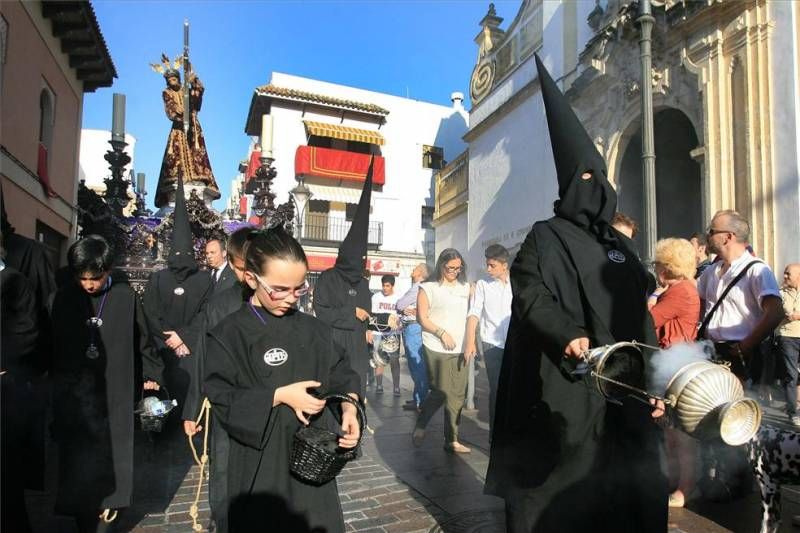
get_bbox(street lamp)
[637,0,657,263]
[289,179,312,240]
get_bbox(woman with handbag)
[204,226,361,532]
[648,238,701,509]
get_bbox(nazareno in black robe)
[313,269,371,396]
[142,267,212,412]
[204,305,361,533]
[484,54,667,533]
[50,278,163,514]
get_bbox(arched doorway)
[617,108,702,252]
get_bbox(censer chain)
[589,371,673,406]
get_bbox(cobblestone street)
[26,357,800,532]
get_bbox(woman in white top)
[413,249,472,453]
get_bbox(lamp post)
[289,179,312,240]
[637,0,657,262]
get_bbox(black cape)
[50,279,162,513]
[204,306,361,533]
[313,268,371,396]
[142,267,212,410]
[484,218,666,532]
[1,267,41,532]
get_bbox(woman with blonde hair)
[648,237,701,508]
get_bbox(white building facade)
[444,0,800,280]
[241,73,468,293]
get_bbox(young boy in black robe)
[484,56,668,532]
[314,159,374,397]
[204,227,361,533]
[51,235,163,532]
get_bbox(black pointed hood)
[335,157,373,284]
[168,175,197,282]
[535,54,618,243]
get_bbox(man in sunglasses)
[697,210,783,380]
[695,210,783,500]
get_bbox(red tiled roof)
[255,84,390,116]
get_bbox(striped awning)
[303,120,385,146]
[305,182,365,205]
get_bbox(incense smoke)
[647,341,714,395]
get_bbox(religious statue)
[150,53,220,208]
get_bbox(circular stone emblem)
[263,348,288,366]
[607,250,626,264]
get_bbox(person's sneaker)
[393,388,401,397]
[375,385,384,395]
[790,414,800,427]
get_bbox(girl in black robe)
[204,227,361,533]
[484,56,667,532]
[51,236,163,532]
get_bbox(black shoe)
[402,402,419,411]
[393,388,401,397]
[375,385,384,395]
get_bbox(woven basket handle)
[140,385,171,402]
[322,393,367,450]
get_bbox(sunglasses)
[706,228,733,237]
[252,274,309,300]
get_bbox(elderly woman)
[648,238,701,508]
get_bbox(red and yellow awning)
[295,146,386,185]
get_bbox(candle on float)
[261,114,274,158]
[111,93,126,142]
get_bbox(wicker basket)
[290,393,366,485]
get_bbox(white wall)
[464,1,597,280]
[434,212,469,268]
[769,0,800,270]
[78,129,136,192]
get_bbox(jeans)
[482,343,504,434]
[779,336,800,414]
[402,323,428,406]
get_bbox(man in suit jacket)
[206,237,235,294]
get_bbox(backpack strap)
[697,260,761,339]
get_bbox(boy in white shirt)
[370,275,401,395]
[464,244,512,434]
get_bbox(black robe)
[142,268,212,412]
[1,267,40,533]
[185,284,247,533]
[313,269,370,396]
[51,279,162,514]
[204,306,361,533]
[485,217,667,532]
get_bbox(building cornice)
[463,77,539,143]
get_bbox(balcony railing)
[300,213,383,247]
[433,150,468,224]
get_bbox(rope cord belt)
[188,397,212,532]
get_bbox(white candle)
[261,114,273,158]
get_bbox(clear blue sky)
[82,1,519,210]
